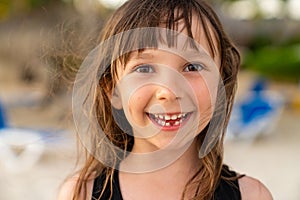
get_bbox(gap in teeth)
[151,113,188,126]
[154,113,186,121]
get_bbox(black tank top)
[92,165,242,200]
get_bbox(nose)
[154,67,184,102]
[155,85,180,102]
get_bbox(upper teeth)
[154,113,186,121]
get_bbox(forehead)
[123,14,220,67]
[125,14,221,66]
[175,14,220,66]
[112,11,221,70]
[127,46,215,67]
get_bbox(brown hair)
[72,0,240,199]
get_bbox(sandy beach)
[0,60,300,200]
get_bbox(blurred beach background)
[0,0,300,199]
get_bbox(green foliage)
[0,0,54,20]
[247,34,274,51]
[0,0,10,20]
[29,0,51,8]
[243,44,300,82]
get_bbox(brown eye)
[183,63,204,72]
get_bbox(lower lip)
[147,113,192,131]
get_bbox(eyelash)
[132,63,205,73]
[183,63,205,72]
[133,64,155,73]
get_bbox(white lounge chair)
[0,101,44,173]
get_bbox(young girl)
[58,0,273,199]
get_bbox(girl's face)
[111,18,221,152]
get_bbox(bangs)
[103,0,219,68]
[112,27,200,68]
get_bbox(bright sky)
[288,0,300,20]
[98,0,127,9]
[258,0,284,19]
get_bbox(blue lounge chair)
[227,79,284,141]
[0,101,7,129]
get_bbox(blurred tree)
[0,0,112,101]
[0,0,65,21]
[244,44,300,82]
[41,0,112,98]
[0,0,10,21]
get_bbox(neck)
[118,139,202,200]
[120,138,201,179]
[152,139,200,177]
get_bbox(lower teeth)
[157,119,182,126]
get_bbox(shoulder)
[57,174,95,200]
[239,175,273,200]
[57,176,78,200]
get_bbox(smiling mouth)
[146,112,192,129]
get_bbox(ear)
[110,88,123,109]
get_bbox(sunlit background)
[0,0,299,199]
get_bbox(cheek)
[121,86,153,123]
[191,78,217,120]
[128,91,150,111]
[195,85,212,112]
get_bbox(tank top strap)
[213,165,243,200]
[92,169,123,200]
[92,165,242,200]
